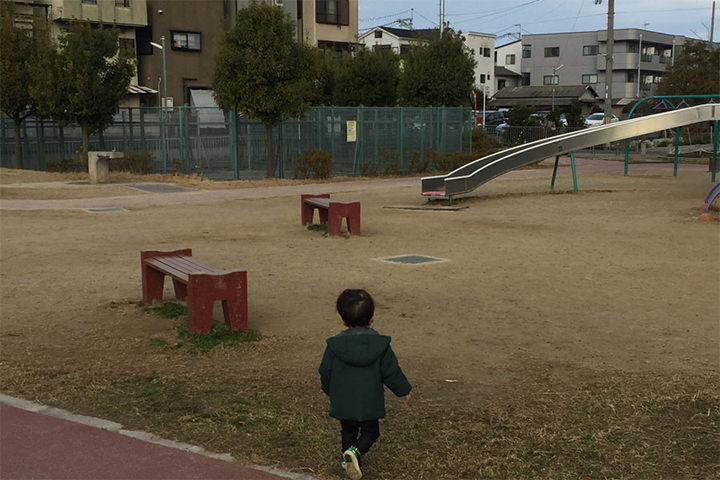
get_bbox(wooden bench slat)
[304,197,331,208]
[144,257,191,282]
[164,255,225,274]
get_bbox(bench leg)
[301,194,330,225]
[187,271,248,334]
[186,275,215,334]
[347,203,361,235]
[142,264,165,305]
[328,202,360,236]
[221,271,248,331]
[141,248,192,305]
[172,279,187,301]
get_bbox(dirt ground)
[0,163,718,479]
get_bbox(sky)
[358,0,719,44]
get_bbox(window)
[400,44,410,56]
[498,79,506,89]
[171,31,201,51]
[119,38,135,58]
[581,74,598,84]
[316,0,349,25]
[641,46,654,62]
[480,74,486,83]
[521,72,530,86]
[522,44,531,58]
[374,30,382,38]
[115,0,130,7]
[544,46,560,57]
[483,47,491,57]
[373,44,391,51]
[583,45,598,56]
[543,75,559,85]
[82,0,97,4]
[505,54,515,65]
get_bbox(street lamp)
[149,36,167,108]
[551,64,564,111]
[150,36,168,171]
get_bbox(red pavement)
[0,403,289,480]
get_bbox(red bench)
[141,248,248,334]
[301,194,361,236]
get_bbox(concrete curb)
[0,393,315,480]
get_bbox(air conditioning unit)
[273,0,284,7]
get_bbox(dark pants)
[340,419,380,456]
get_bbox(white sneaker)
[342,447,362,480]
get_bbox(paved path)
[0,395,308,480]
[0,158,708,211]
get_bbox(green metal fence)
[1,106,472,179]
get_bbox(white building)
[359,26,496,96]
[494,39,522,92]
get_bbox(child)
[319,289,413,480]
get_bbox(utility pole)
[604,0,614,124]
[711,1,716,47]
[440,0,445,36]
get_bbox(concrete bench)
[141,248,248,334]
[301,194,361,236]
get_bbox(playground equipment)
[422,104,720,200]
[701,181,720,221]
[623,95,720,181]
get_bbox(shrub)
[292,149,332,179]
[46,157,84,172]
[109,151,154,174]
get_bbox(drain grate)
[376,254,447,265]
[126,183,194,193]
[86,207,125,213]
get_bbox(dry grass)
[1,308,717,480]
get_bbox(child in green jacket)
[319,289,413,480]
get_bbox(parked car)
[584,113,619,127]
[474,110,506,128]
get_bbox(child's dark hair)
[336,289,375,327]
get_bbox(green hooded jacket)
[319,329,412,421]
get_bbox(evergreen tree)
[54,21,134,166]
[658,41,720,97]
[0,3,48,168]
[398,30,475,107]
[332,48,400,106]
[213,1,315,178]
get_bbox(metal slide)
[421,104,720,199]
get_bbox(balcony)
[52,0,147,27]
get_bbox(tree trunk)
[264,122,275,178]
[13,119,24,169]
[80,124,90,168]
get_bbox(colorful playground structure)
[422,103,720,200]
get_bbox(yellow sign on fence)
[346,120,357,142]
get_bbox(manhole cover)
[126,183,194,193]
[376,254,447,265]
[86,207,125,213]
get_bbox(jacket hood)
[326,334,391,367]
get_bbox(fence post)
[399,107,405,170]
[179,107,185,171]
[128,108,134,151]
[38,118,45,170]
[121,109,127,153]
[140,107,147,153]
[232,110,239,180]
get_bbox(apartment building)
[359,27,497,96]
[519,29,686,112]
[135,0,235,108]
[6,0,150,106]
[494,39,522,91]
[235,0,359,53]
